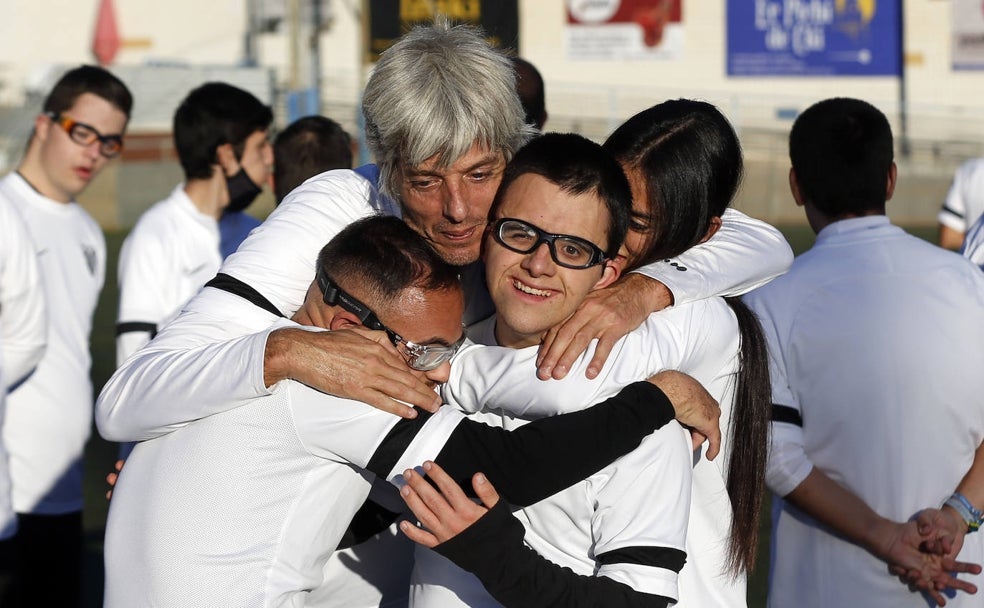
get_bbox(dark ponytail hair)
[605,99,770,575]
[722,296,770,575]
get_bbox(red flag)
[92,0,121,66]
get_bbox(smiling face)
[29,92,128,202]
[398,143,506,267]
[484,173,619,348]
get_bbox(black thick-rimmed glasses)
[316,268,465,372]
[46,112,124,158]
[491,217,608,269]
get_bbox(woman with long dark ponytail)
[604,99,772,595]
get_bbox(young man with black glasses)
[101,215,717,607]
[0,64,131,607]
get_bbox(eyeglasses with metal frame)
[46,112,124,158]
[491,217,608,269]
[316,268,465,372]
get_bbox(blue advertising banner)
[727,1,901,77]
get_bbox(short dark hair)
[42,65,133,118]
[510,56,546,131]
[789,97,893,218]
[489,133,631,258]
[173,82,273,181]
[318,215,461,309]
[604,99,743,269]
[273,115,352,203]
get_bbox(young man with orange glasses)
[0,64,131,607]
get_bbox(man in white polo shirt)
[746,97,984,607]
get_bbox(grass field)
[79,222,938,607]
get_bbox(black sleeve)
[435,499,672,608]
[365,380,674,507]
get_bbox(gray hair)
[362,21,535,200]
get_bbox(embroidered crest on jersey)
[83,245,98,275]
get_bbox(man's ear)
[699,216,723,244]
[329,310,362,332]
[592,260,621,291]
[885,162,898,201]
[609,252,628,275]
[33,113,51,143]
[215,142,240,177]
[789,168,806,208]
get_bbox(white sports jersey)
[1,172,105,514]
[116,184,221,366]
[745,216,984,608]
[96,168,791,444]
[420,299,747,608]
[103,335,440,607]
[0,193,47,538]
[940,157,984,234]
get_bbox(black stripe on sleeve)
[941,204,965,220]
[364,409,435,478]
[772,404,803,427]
[115,322,158,338]
[596,546,687,574]
[436,500,672,608]
[204,272,285,318]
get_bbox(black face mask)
[225,168,262,214]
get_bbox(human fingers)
[400,466,487,544]
[535,326,559,378]
[418,462,490,529]
[398,511,439,548]
[420,461,473,509]
[471,472,500,510]
[944,558,983,577]
[306,330,440,414]
[705,430,721,460]
[398,519,439,547]
[536,313,594,381]
[585,333,617,380]
[399,468,446,538]
[688,429,707,453]
[650,371,721,460]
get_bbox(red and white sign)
[566,0,684,61]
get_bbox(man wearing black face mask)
[114,82,272,458]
